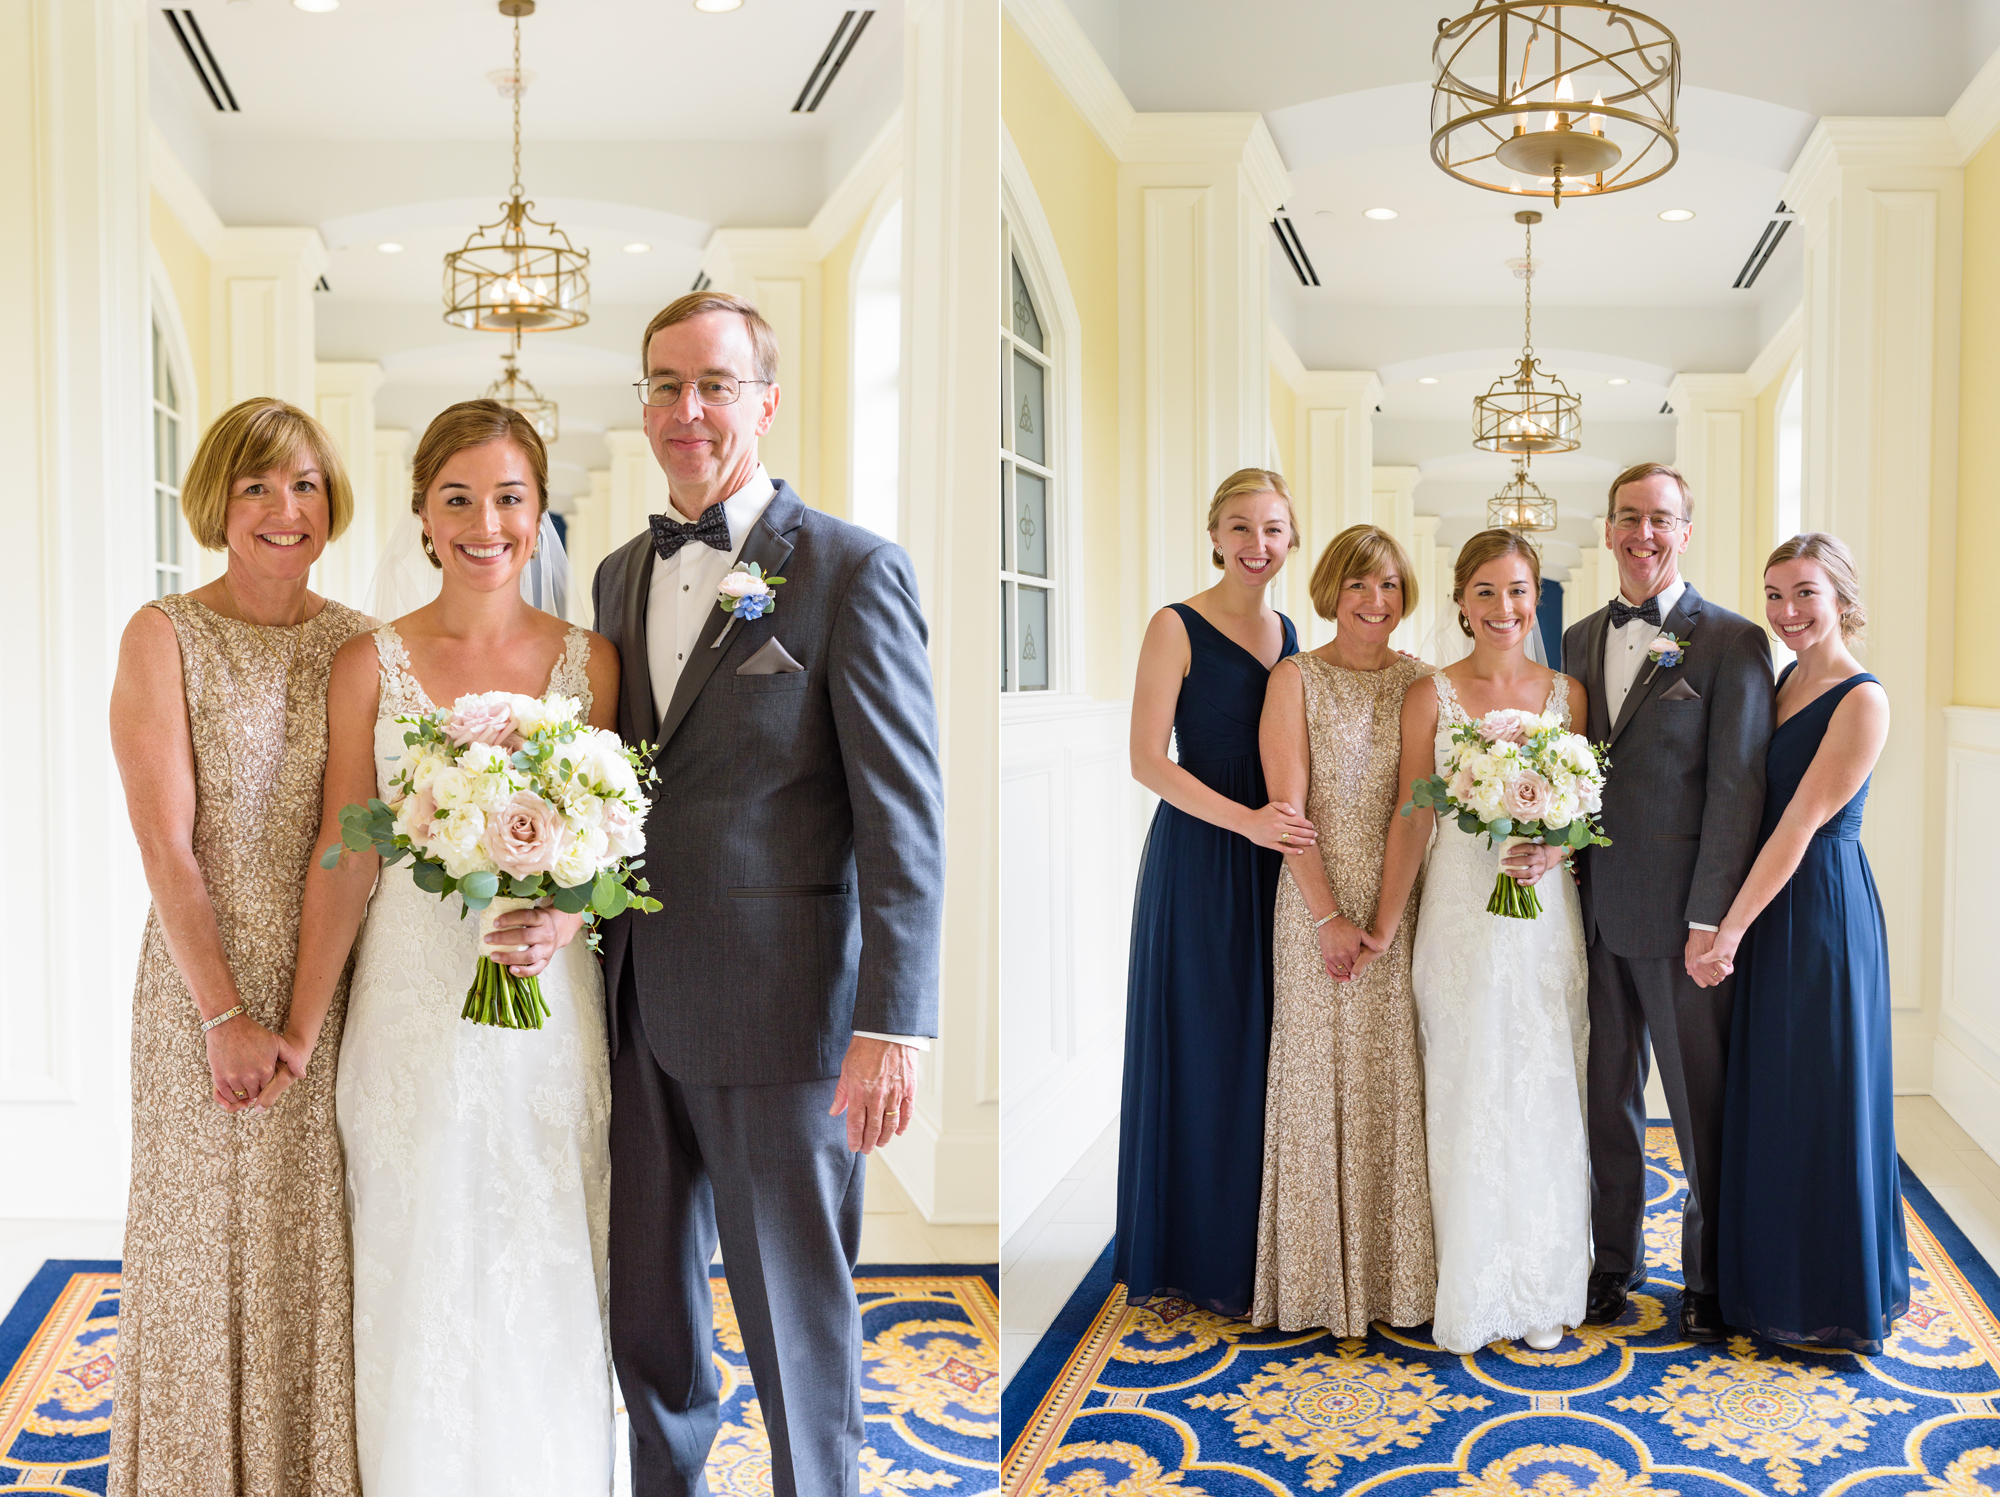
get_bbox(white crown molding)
[1949,46,2000,163]
[1003,0,1135,158]
[1784,117,1961,213]
[148,123,224,256]
[1946,704,2000,752]
[809,108,903,260]
[1269,321,1310,392]
[1296,369,1383,409]
[1744,303,1804,393]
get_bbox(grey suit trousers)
[608,956,867,1497]
[1586,937,1735,1297]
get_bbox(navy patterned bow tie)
[1609,595,1662,630]
[648,504,731,561]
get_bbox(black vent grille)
[164,10,239,113]
[1734,202,1794,289]
[792,11,874,113]
[1271,209,1320,288]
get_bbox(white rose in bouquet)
[551,823,608,891]
[431,806,491,880]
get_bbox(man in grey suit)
[1562,462,1772,1345]
[592,291,944,1496]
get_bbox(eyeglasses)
[632,374,772,408]
[1610,510,1688,534]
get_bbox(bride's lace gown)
[336,623,614,1495]
[1411,672,1591,1354]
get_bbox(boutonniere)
[1642,632,1687,684]
[710,561,786,649]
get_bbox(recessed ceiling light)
[624,243,652,254]
[1417,376,1440,385]
[1363,207,1399,221]
[693,0,743,10]
[1658,208,1695,222]
[1608,377,1630,385]
[292,0,339,11]
[376,242,404,254]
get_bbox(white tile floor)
[996,1096,2000,1393]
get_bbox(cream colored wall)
[149,188,210,425]
[815,209,866,521]
[1959,131,2000,707]
[1001,19,1123,700]
[1269,368,1297,482]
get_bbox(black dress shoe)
[1583,1268,1648,1326]
[1680,1291,1726,1344]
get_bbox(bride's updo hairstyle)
[1767,531,1867,639]
[410,399,551,569]
[1452,528,1542,637]
[1207,467,1300,567]
[1309,523,1418,625]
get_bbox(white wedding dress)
[1411,672,1592,1354]
[336,623,614,1495]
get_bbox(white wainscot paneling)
[1001,699,1146,1242]
[1933,708,2000,1157]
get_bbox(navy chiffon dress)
[1718,668,1907,1352]
[1114,603,1298,1316]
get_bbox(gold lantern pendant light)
[1433,0,1679,207]
[484,331,559,443]
[1474,211,1580,456]
[1488,456,1557,532]
[443,0,589,332]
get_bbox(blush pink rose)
[1501,769,1550,821]
[401,783,441,843]
[1480,710,1530,746]
[600,799,646,860]
[445,697,516,748]
[482,791,563,878]
[1449,767,1478,803]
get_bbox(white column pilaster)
[312,361,382,611]
[1288,373,1380,646]
[210,228,326,414]
[1786,117,1962,1083]
[1669,373,1759,616]
[1407,512,1441,656]
[1,0,149,1214]
[699,229,823,507]
[892,0,1000,1223]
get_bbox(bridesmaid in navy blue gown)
[1115,468,1308,1315]
[1696,532,1907,1352]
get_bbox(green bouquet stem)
[461,954,551,1029]
[1487,870,1544,921]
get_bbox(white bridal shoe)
[1523,1326,1564,1350]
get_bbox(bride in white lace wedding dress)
[1369,532,1591,1356]
[280,405,619,1496]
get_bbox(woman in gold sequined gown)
[1252,525,1436,1336]
[107,399,368,1496]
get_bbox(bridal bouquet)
[1403,707,1612,919]
[321,692,662,1029]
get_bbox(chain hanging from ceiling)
[1473,210,1580,456]
[1432,0,1679,207]
[443,0,590,333]
[1487,455,1557,531]
[483,330,559,442]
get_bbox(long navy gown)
[1718,668,1907,1352]
[1114,603,1298,1316]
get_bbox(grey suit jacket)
[591,482,945,1086]
[1561,583,1773,960]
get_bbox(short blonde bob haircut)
[410,400,551,569]
[1309,523,1418,625]
[1453,528,1543,636]
[180,397,353,551]
[1206,467,1300,568]
[640,290,781,385]
[1767,531,1868,639]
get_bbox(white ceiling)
[151,0,902,486]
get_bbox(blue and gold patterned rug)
[1004,1126,2000,1495]
[0,1260,998,1496]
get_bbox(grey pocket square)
[1660,677,1701,702]
[736,638,805,675]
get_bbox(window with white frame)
[1001,229,1055,692]
[151,317,190,599]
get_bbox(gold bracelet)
[199,1004,245,1035]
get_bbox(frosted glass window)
[1001,221,1058,694]
[151,318,190,600]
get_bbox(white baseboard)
[1933,1032,2000,1163]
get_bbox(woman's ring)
[233,1090,247,1099]
[1279,831,1289,844]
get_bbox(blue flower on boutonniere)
[710,561,786,649]
[1642,632,1687,684]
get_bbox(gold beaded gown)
[110,594,368,1497]
[1252,653,1437,1335]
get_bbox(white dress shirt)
[644,466,929,1051]
[1600,575,1712,933]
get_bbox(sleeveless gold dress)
[1252,653,1437,1336]
[109,594,369,1497]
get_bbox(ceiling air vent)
[164,10,239,113]
[1271,209,1320,288]
[1733,202,1795,289]
[690,271,713,294]
[792,11,874,113]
